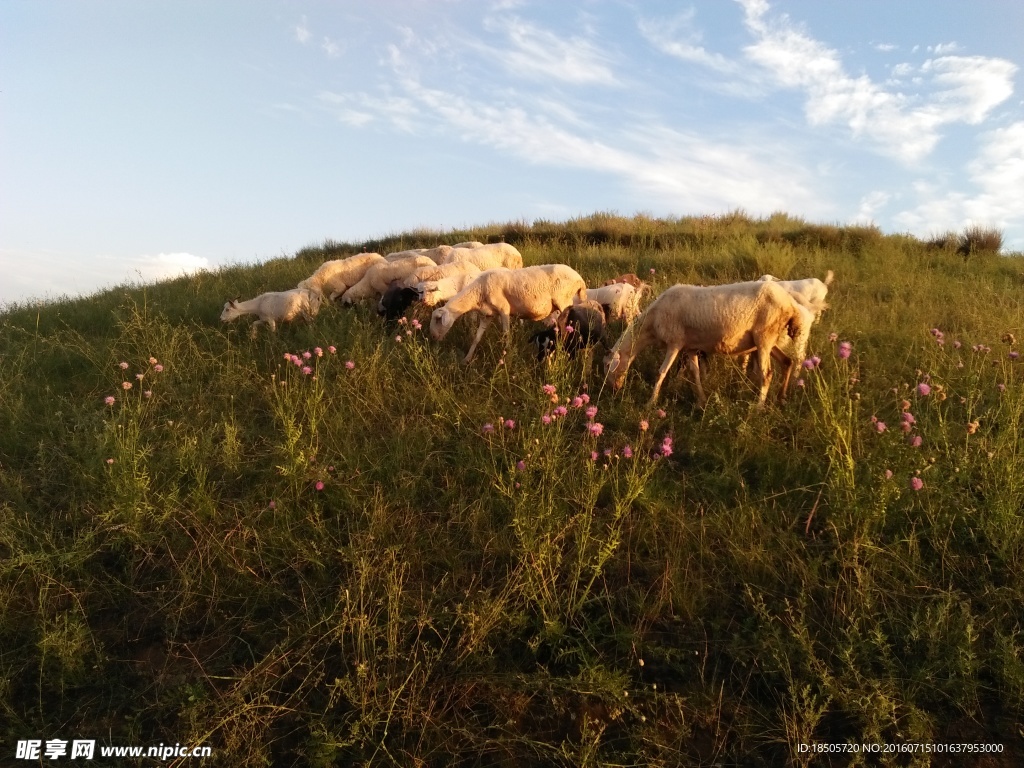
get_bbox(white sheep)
[416,267,500,308]
[583,282,644,323]
[298,253,384,300]
[757,270,833,317]
[220,288,321,337]
[339,255,437,304]
[429,264,588,363]
[397,260,482,289]
[439,242,523,271]
[603,280,805,406]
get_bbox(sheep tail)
[823,269,834,286]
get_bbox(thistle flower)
[553,406,567,417]
[542,384,557,396]
[302,351,312,359]
[411,319,422,330]
[585,405,598,420]
[917,382,931,396]
[122,381,132,390]
[314,347,323,357]
[504,419,515,430]
[144,390,152,398]
[148,357,158,365]
[345,360,355,370]
[884,469,893,479]
[118,361,129,370]
[104,396,116,406]
[639,419,649,431]
[838,341,852,359]
[315,481,324,491]
[874,421,887,433]
[153,364,164,373]
[910,477,924,491]
[302,366,313,375]
[516,460,526,471]
[482,423,495,434]
[571,396,584,408]
[909,435,922,447]
[622,444,634,458]
[328,345,337,354]
[588,422,604,437]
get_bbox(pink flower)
[153,364,164,373]
[917,382,931,396]
[302,366,313,375]
[909,435,922,447]
[315,481,324,491]
[565,324,574,335]
[588,422,604,437]
[106,458,114,465]
[542,384,557,396]
[504,419,515,430]
[901,422,912,433]
[482,423,495,434]
[953,340,961,349]
[838,341,852,359]
[656,409,666,419]
[590,451,599,461]
[659,439,673,457]
[553,406,568,417]
[571,397,584,408]
[345,360,355,370]
[542,414,552,425]
[135,373,144,380]
[144,390,152,398]
[122,381,132,390]
[796,378,806,388]
[148,357,158,365]
[874,421,887,433]
[268,500,276,510]
[411,319,422,330]
[395,335,403,343]
[639,419,649,431]
[328,345,337,354]
[1010,351,1020,360]
[910,477,924,491]
[585,405,598,420]
[580,393,590,404]
[884,469,893,479]
[828,333,838,342]
[603,448,613,457]
[118,361,129,370]
[516,460,526,471]
[649,268,656,275]
[901,412,916,424]
[314,347,323,357]
[104,396,116,406]
[622,444,634,458]
[998,383,1006,393]
[302,351,312,360]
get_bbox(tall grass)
[1,213,1023,765]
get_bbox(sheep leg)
[755,346,773,406]
[684,352,708,407]
[771,346,794,403]
[463,316,493,364]
[649,344,682,404]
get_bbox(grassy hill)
[2,212,1023,766]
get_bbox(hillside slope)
[2,212,1023,766]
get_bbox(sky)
[2,0,1023,307]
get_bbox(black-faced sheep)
[528,300,607,361]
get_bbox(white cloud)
[873,43,898,53]
[735,0,1017,163]
[639,11,738,75]
[132,252,211,283]
[322,37,341,58]
[852,191,891,224]
[318,90,420,132]
[929,42,960,55]
[480,15,619,85]
[295,16,311,44]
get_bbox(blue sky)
[2,0,1023,306]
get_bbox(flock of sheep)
[220,241,833,406]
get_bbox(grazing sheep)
[397,260,482,289]
[440,242,523,271]
[416,267,500,308]
[603,280,804,407]
[220,288,321,337]
[451,241,485,249]
[298,253,385,300]
[529,300,607,361]
[340,255,437,304]
[584,282,644,323]
[430,264,588,363]
[757,271,833,317]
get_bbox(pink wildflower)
[828,332,838,342]
[649,268,656,275]
[590,451,599,461]
[516,460,526,471]
[1010,351,1020,360]
[542,384,557,396]
[395,335,403,343]
[565,324,574,335]
[122,381,132,390]
[153,364,164,373]
[504,419,515,430]
[917,382,931,396]
[874,421,887,433]
[884,469,893,479]
[659,438,673,458]
[302,351,312,360]
[585,405,598,420]
[118,361,128,370]
[838,341,852,359]
[542,414,552,425]
[622,444,634,458]
[910,477,924,491]
[345,360,355,370]
[104,396,116,406]
[639,419,649,431]
[909,435,922,447]
[106,458,114,465]
[302,366,313,375]
[148,357,158,365]
[580,393,590,404]
[315,481,324,491]
[135,373,144,381]
[144,390,152,398]
[796,378,805,388]
[571,397,584,408]
[657,409,666,419]
[411,319,422,330]
[268,500,276,509]
[328,345,337,354]
[314,347,323,357]
[901,412,916,425]
[553,406,568,417]
[588,422,604,437]
[998,383,1006,393]
[482,423,495,434]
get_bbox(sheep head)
[429,307,456,340]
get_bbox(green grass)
[1,213,1023,766]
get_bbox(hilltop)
[1,212,1023,766]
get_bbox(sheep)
[583,282,644,323]
[439,242,523,271]
[429,264,588,364]
[298,253,385,300]
[377,285,422,323]
[416,267,499,308]
[450,241,485,249]
[220,288,321,337]
[340,255,437,304]
[528,300,607,361]
[757,270,833,317]
[397,260,482,290]
[603,280,805,407]
[603,273,646,289]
